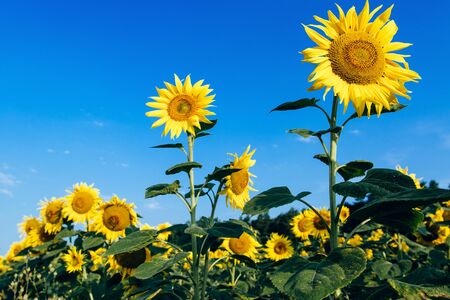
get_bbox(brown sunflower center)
[39,226,55,243]
[72,192,94,214]
[25,219,40,235]
[115,248,147,269]
[297,218,309,232]
[103,205,131,231]
[168,95,194,121]
[274,242,287,255]
[46,204,62,224]
[329,32,385,85]
[229,235,251,255]
[313,215,330,230]
[230,170,249,196]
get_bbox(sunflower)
[39,197,65,234]
[62,247,85,273]
[396,165,422,189]
[89,248,106,271]
[93,195,138,242]
[265,233,294,261]
[365,249,374,260]
[367,228,384,241]
[63,182,102,224]
[299,250,309,257]
[301,1,420,116]
[432,226,450,246]
[111,248,151,277]
[290,212,313,240]
[303,208,331,239]
[156,223,172,241]
[347,234,363,247]
[220,146,256,210]
[18,216,40,238]
[6,241,27,262]
[146,74,215,139]
[27,223,56,247]
[339,206,350,223]
[222,232,260,260]
[0,256,12,274]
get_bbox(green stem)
[329,95,339,250]
[188,135,200,300]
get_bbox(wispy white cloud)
[0,171,17,198]
[0,188,13,198]
[147,201,161,210]
[296,136,315,144]
[350,129,361,135]
[64,150,71,155]
[93,120,104,127]
[47,148,55,154]
[29,167,38,174]
[120,163,129,168]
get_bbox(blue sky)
[1,0,449,253]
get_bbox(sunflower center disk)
[103,206,131,231]
[39,226,55,242]
[115,248,147,269]
[329,32,385,85]
[72,193,94,214]
[229,237,250,255]
[274,242,287,255]
[46,206,62,224]
[168,96,194,121]
[230,170,249,195]
[313,216,329,230]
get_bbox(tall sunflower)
[62,182,102,224]
[39,197,65,234]
[93,195,138,242]
[222,232,260,260]
[301,1,420,116]
[303,208,331,239]
[146,74,215,139]
[18,216,40,238]
[62,247,85,273]
[290,212,313,240]
[265,233,294,261]
[220,146,256,210]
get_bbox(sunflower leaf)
[151,143,184,149]
[195,119,218,134]
[105,230,157,256]
[145,180,180,199]
[165,162,202,175]
[82,236,105,250]
[336,160,374,181]
[134,252,189,280]
[207,221,244,238]
[206,166,241,182]
[271,98,319,112]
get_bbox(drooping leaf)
[271,248,367,300]
[165,162,202,175]
[313,154,329,165]
[206,166,241,182]
[387,279,450,298]
[207,221,244,238]
[145,180,180,199]
[271,98,319,112]
[134,252,189,280]
[288,129,314,138]
[82,236,105,250]
[151,143,184,149]
[371,209,424,233]
[184,225,207,236]
[371,259,402,280]
[105,230,157,256]
[336,161,374,181]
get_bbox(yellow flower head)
[396,165,422,189]
[6,241,27,262]
[265,233,294,261]
[367,228,384,241]
[146,74,216,139]
[299,250,309,257]
[27,222,56,247]
[220,146,256,210]
[63,182,102,224]
[303,208,331,239]
[365,248,374,260]
[290,212,313,240]
[427,208,445,223]
[347,234,363,247]
[62,247,85,273]
[301,1,420,116]
[222,232,260,260]
[339,206,350,223]
[18,216,40,238]
[111,248,151,277]
[89,248,106,271]
[39,197,65,234]
[93,195,138,242]
[432,226,450,246]
[156,223,172,241]
[0,256,12,274]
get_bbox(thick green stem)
[329,95,339,250]
[188,135,200,300]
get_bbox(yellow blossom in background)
[27,223,56,247]
[63,182,102,224]
[427,208,445,223]
[93,195,138,242]
[220,146,256,210]
[303,208,331,239]
[367,229,384,241]
[222,232,260,260]
[183,252,193,270]
[390,234,409,252]
[39,197,65,234]
[290,212,313,240]
[348,234,363,247]
[339,206,350,223]
[396,165,422,189]
[140,223,155,231]
[146,74,216,139]
[301,1,420,116]
[89,248,106,271]
[18,216,40,238]
[299,250,309,257]
[0,256,12,274]
[365,249,374,260]
[6,241,27,262]
[265,233,294,261]
[432,226,450,246]
[156,223,172,241]
[62,247,85,273]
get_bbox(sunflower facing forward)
[62,247,85,273]
[303,208,331,239]
[301,1,420,116]
[146,74,215,139]
[63,182,102,224]
[18,216,40,238]
[220,146,256,210]
[93,195,138,242]
[290,212,313,240]
[265,233,294,261]
[222,232,260,260]
[39,197,65,234]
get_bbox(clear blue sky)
[1,0,449,253]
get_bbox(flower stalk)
[329,95,339,250]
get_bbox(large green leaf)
[388,279,450,298]
[207,221,245,238]
[371,210,424,233]
[134,252,189,280]
[243,186,310,216]
[271,98,319,112]
[371,259,402,280]
[271,248,367,300]
[105,230,157,256]
[206,166,241,182]
[55,229,80,239]
[165,162,202,175]
[336,161,374,181]
[145,180,180,199]
[82,236,105,250]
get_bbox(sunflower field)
[1,1,450,299]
